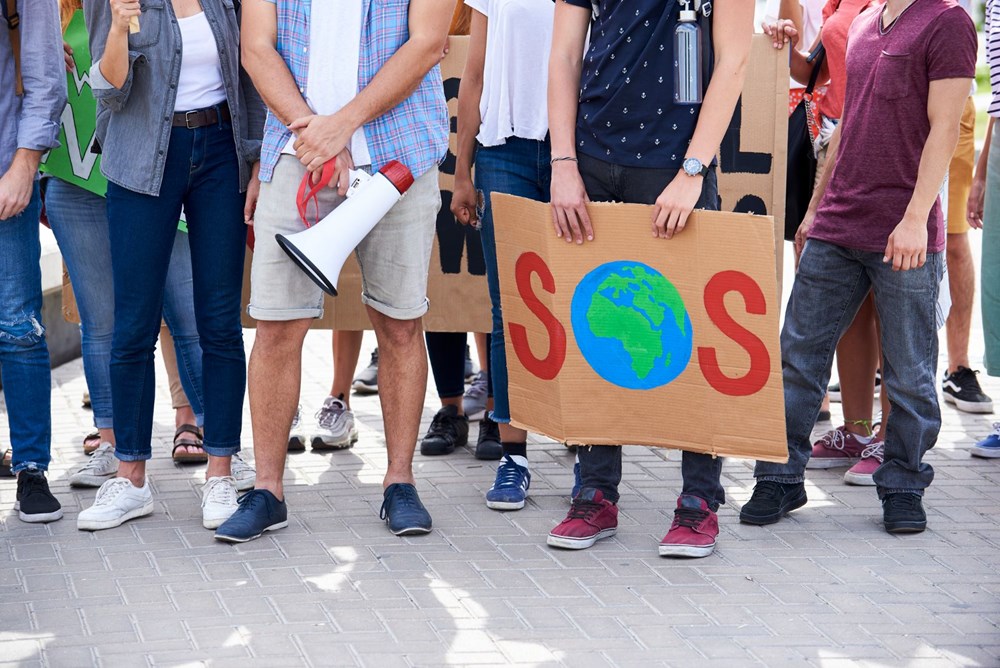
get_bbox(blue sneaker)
[486,455,531,510]
[972,423,1000,459]
[571,461,582,499]
[380,483,432,535]
[214,489,288,543]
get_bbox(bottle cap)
[680,9,697,21]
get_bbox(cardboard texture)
[241,35,492,332]
[492,194,787,463]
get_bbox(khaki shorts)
[249,155,441,321]
[947,96,976,235]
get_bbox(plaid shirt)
[259,0,449,182]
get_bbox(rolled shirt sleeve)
[16,0,67,152]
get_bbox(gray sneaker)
[69,442,118,488]
[464,345,478,383]
[231,452,256,492]
[352,349,379,394]
[288,406,306,453]
[463,371,488,421]
[312,396,358,450]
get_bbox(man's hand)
[967,175,985,230]
[794,209,816,256]
[108,0,141,35]
[244,162,261,226]
[550,161,593,244]
[652,172,701,239]
[63,41,75,72]
[0,157,37,221]
[289,113,356,174]
[883,213,928,271]
[451,174,477,226]
[329,148,355,197]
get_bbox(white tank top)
[174,12,227,112]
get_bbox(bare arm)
[96,0,140,89]
[793,121,841,253]
[451,9,487,226]
[968,115,992,229]
[290,0,453,173]
[240,0,311,127]
[547,2,592,244]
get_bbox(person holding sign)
[0,0,67,523]
[545,0,754,557]
[76,0,265,532]
[223,0,452,542]
[742,0,977,534]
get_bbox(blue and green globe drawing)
[570,261,693,390]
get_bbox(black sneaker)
[739,480,807,525]
[352,349,379,395]
[15,469,63,524]
[828,370,881,403]
[881,492,926,534]
[942,367,994,414]
[474,417,502,461]
[420,405,469,456]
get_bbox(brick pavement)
[2,250,1000,666]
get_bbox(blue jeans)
[106,122,247,461]
[0,183,51,473]
[44,178,204,431]
[755,239,943,497]
[475,136,552,423]
[575,153,725,509]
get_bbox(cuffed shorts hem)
[360,293,428,321]
[247,305,324,322]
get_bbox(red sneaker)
[843,439,884,486]
[547,489,618,550]
[658,495,718,558]
[806,426,870,469]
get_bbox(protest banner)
[241,36,492,332]
[492,195,787,462]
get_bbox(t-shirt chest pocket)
[874,51,911,100]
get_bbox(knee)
[254,319,310,353]
[0,313,46,353]
[373,315,422,349]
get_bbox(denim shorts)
[249,155,441,321]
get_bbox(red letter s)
[509,252,566,381]
[697,271,771,397]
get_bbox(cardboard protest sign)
[241,36,492,332]
[492,194,787,462]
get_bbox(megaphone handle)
[296,159,337,228]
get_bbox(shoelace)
[291,406,302,428]
[231,454,253,476]
[884,493,921,512]
[380,485,421,520]
[990,422,1000,436]
[818,427,852,451]
[78,443,115,472]
[859,441,884,462]
[316,400,347,430]
[19,471,49,498]
[752,480,788,502]
[672,507,709,529]
[427,412,460,439]
[566,498,605,521]
[368,349,379,368]
[204,478,237,508]
[236,489,268,511]
[493,456,529,490]
[93,478,134,506]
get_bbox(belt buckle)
[184,110,199,129]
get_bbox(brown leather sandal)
[172,424,208,464]
[83,432,102,455]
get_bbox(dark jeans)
[106,121,247,460]
[576,153,725,509]
[0,183,51,473]
[475,136,552,423]
[426,331,492,400]
[755,239,943,497]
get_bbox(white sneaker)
[202,476,239,530]
[231,453,256,491]
[288,406,306,452]
[312,396,358,450]
[77,477,154,531]
[69,442,118,488]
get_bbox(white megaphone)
[276,160,414,296]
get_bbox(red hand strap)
[296,159,337,228]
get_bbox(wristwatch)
[682,157,710,178]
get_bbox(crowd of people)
[1,0,997,560]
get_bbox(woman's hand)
[451,174,477,226]
[63,41,75,72]
[761,19,798,51]
[652,172,702,239]
[967,176,985,230]
[108,0,141,35]
[244,162,261,226]
[549,160,592,243]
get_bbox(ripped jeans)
[0,183,51,473]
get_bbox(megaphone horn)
[276,160,414,296]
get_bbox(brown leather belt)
[172,102,232,129]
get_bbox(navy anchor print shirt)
[563,0,700,168]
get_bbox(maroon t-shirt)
[809,0,977,254]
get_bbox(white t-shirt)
[281,2,371,165]
[464,0,553,147]
[174,12,227,111]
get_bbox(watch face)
[683,158,702,176]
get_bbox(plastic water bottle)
[674,2,702,105]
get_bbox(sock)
[502,441,527,458]
[508,455,529,469]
